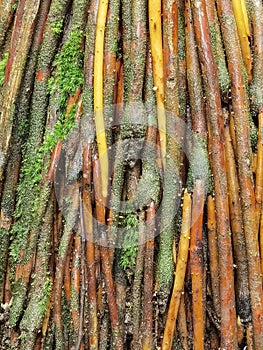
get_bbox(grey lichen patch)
[209,24,230,94]
[9,279,27,326]
[48,0,67,35]
[71,0,90,29]
[187,133,213,193]
[19,275,52,333]
[0,228,9,291]
[249,75,263,118]
[178,11,186,62]
[156,157,181,291]
[156,224,175,290]
[134,162,160,210]
[120,103,147,139]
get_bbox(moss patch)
[0,52,8,86]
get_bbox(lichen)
[187,133,213,194]
[209,24,230,94]
[156,156,181,291]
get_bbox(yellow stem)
[149,0,166,168]
[162,189,192,350]
[232,0,252,81]
[94,0,109,199]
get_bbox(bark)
[190,0,238,347]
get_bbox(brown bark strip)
[185,0,206,138]
[224,108,251,322]
[82,142,99,350]
[0,0,16,57]
[247,0,263,116]
[190,0,238,347]
[142,202,155,350]
[163,0,179,117]
[177,297,189,350]
[0,0,40,181]
[103,0,120,146]
[205,0,230,95]
[93,156,123,350]
[190,180,205,350]
[216,1,263,347]
[46,140,63,183]
[207,195,220,318]
[131,212,146,350]
[4,0,26,83]
[70,233,81,340]
[64,247,72,301]
[0,0,14,44]
[255,109,263,232]
[162,189,191,350]
[53,183,79,349]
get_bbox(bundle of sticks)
[0,0,263,349]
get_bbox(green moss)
[50,19,63,35]
[38,276,52,317]
[120,214,139,270]
[12,2,18,11]
[0,51,8,86]
[10,26,84,265]
[48,27,84,108]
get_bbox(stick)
[94,0,109,199]
[205,0,230,94]
[177,296,189,350]
[53,183,79,349]
[70,232,81,344]
[190,0,238,346]
[0,0,17,57]
[93,156,123,349]
[224,108,251,322]
[255,109,263,234]
[142,202,155,350]
[148,0,166,168]
[206,195,220,318]
[82,142,99,350]
[162,189,191,350]
[232,0,252,81]
[162,0,178,116]
[190,180,205,350]
[248,0,263,117]
[216,1,263,347]
[0,0,40,182]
